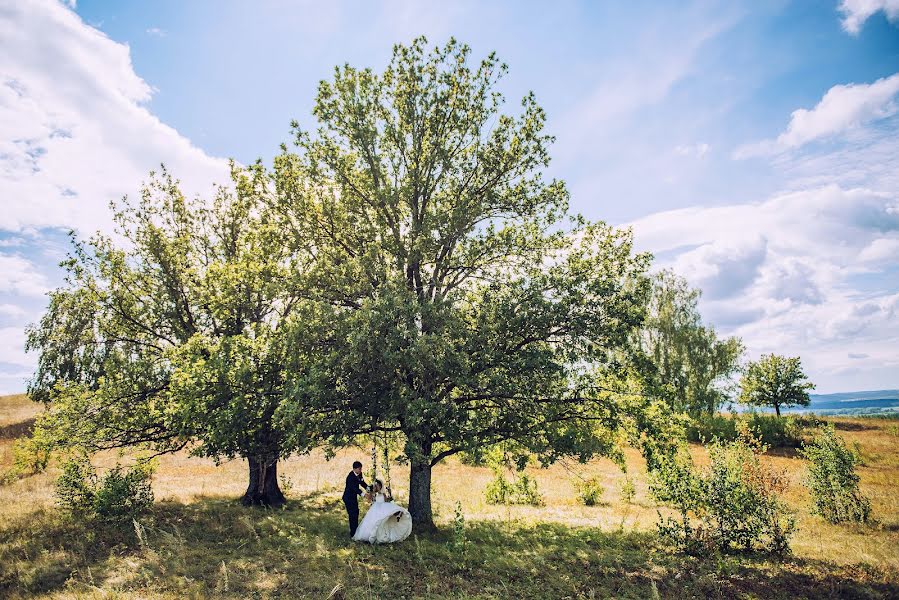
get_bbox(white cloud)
[858,237,899,263]
[0,1,231,394]
[839,0,899,35]
[145,27,166,37]
[0,304,27,318]
[674,142,710,158]
[0,1,229,234]
[735,73,899,158]
[0,326,29,367]
[0,254,49,297]
[628,184,899,391]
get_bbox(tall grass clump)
[482,444,545,506]
[651,427,795,555]
[800,425,871,524]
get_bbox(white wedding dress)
[352,493,413,544]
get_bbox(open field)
[1,393,898,599]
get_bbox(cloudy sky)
[1,0,897,395]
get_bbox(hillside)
[733,389,899,417]
[1,393,898,599]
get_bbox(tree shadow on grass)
[1,492,897,599]
[832,421,878,432]
[0,417,35,440]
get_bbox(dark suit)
[342,470,367,536]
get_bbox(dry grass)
[1,393,897,599]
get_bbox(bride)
[352,479,413,544]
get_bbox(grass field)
[1,393,898,599]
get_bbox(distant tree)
[272,37,672,528]
[739,354,815,417]
[26,163,307,506]
[632,271,744,415]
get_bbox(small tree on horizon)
[738,354,815,417]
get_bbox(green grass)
[2,494,897,599]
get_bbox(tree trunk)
[241,456,286,507]
[408,459,434,528]
[774,403,781,417]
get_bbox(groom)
[342,460,368,537]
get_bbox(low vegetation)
[686,411,814,448]
[651,429,795,555]
[55,455,155,523]
[801,425,872,524]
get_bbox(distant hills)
[809,390,899,403]
[733,389,899,417]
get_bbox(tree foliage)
[272,37,669,525]
[25,37,682,523]
[26,163,305,505]
[631,270,744,415]
[739,354,815,417]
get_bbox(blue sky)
[1,0,898,394]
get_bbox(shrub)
[687,412,806,448]
[55,456,97,514]
[0,436,51,485]
[650,429,795,555]
[800,425,871,524]
[448,501,467,555]
[686,413,737,444]
[745,413,805,448]
[485,469,544,506]
[576,476,605,506]
[56,456,155,522]
[619,477,636,504]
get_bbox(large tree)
[272,38,665,527]
[26,163,306,506]
[632,270,744,416]
[739,354,815,417]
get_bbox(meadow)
[1,393,898,599]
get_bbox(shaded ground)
[1,494,897,600]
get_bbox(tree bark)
[408,459,434,528]
[241,456,286,507]
[774,403,781,417]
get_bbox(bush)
[55,456,97,514]
[56,456,155,522]
[485,469,544,506]
[0,436,51,485]
[800,425,871,524]
[650,429,795,555]
[686,413,736,444]
[687,412,807,448]
[576,477,605,506]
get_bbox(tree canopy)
[739,354,815,417]
[272,37,669,526]
[26,163,304,505]
[26,37,679,524]
[630,270,744,416]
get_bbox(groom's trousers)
[343,496,359,536]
